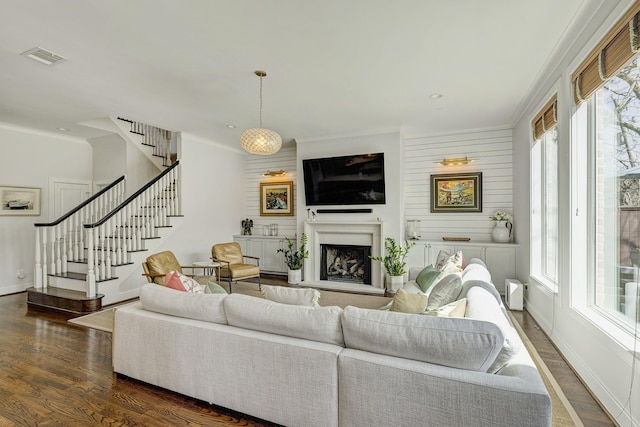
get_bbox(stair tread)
[26,286,104,301]
[48,272,119,282]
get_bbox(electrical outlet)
[17,269,26,279]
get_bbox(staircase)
[28,121,183,313]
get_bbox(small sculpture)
[241,218,253,235]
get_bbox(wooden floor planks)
[0,282,616,426]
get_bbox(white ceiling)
[0,0,599,150]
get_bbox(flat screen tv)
[303,153,386,206]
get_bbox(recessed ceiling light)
[429,93,443,99]
[226,124,237,129]
[57,127,70,131]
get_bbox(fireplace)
[302,220,384,294]
[320,244,371,285]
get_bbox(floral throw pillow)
[164,271,206,294]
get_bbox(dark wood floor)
[0,280,615,426]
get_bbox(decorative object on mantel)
[241,218,253,235]
[442,237,471,241]
[263,169,286,177]
[406,219,421,240]
[490,211,513,243]
[430,172,483,213]
[435,156,475,166]
[369,238,415,292]
[277,233,309,285]
[240,70,282,155]
[260,181,293,216]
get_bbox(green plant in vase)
[277,233,309,284]
[369,238,415,291]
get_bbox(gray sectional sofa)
[112,260,551,427]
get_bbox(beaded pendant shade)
[240,70,282,155]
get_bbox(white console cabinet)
[405,240,519,294]
[233,235,293,275]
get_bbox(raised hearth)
[302,221,384,294]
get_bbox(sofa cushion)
[465,285,522,373]
[261,285,320,307]
[439,250,463,274]
[205,281,228,294]
[341,306,504,371]
[224,293,344,346]
[424,298,467,317]
[462,263,492,284]
[414,265,442,293]
[426,274,463,310]
[139,283,227,324]
[390,289,428,313]
[164,271,206,294]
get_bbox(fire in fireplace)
[320,244,372,285]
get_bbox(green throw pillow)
[415,265,442,293]
[206,281,228,294]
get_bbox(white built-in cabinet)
[405,241,519,294]
[233,235,293,275]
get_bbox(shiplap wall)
[404,127,513,241]
[244,144,298,238]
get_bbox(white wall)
[512,0,639,425]
[404,127,513,241]
[125,136,161,196]
[139,133,246,264]
[243,144,297,238]
[295,131,404,241]
[0,124,92,294]
[89,134,126,184]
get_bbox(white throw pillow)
[261,285,320,307]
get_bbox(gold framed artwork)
[430,172,482,213]
[260,181,293,216]
[0,185,41,216]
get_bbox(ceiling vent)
[20,47,67,65]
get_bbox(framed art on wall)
[260,181,294,216]
[430,172,482,213]
[0,186,41,216]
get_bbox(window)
[531,100,559,290]
[585,57,640,325]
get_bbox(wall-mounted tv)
[302,153,386,206]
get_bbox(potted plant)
[369,238,415,292]
[277,233,309,285]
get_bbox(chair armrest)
[243,255,260,260]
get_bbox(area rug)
[507,311,584,427]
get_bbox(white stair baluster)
[34,228,43,289]
[61,221,68,274]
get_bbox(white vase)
[388,275,404,292]
[492,220,512,243]
[288,269,302,285]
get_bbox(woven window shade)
[532,94,557,140]
[572,1,640,104]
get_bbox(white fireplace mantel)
[302,220,385,294]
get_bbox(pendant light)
[240,70,282,155]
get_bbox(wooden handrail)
[34,175,126,228]
[84,161,179,229]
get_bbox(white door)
[49,179,91,220]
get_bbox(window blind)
[572,1,640,103]
[532,94,557,140]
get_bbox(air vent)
[20,47,67,65]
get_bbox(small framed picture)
[260,181,294,216]
[430,172,482,213]
[0,186,41,216]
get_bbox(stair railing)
[117,117,175,166]
[83,161,181,297]
[34,176,127,290]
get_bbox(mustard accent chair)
[142,250,214,285]
[211,242,261,293]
